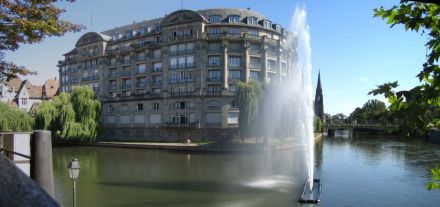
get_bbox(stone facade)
[58,8,296,141]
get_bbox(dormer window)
[274,24,282,32]
[263,20,272,29]
[209,15,222,23]
[247,17,258,25]
[228,15,240,23]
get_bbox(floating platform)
[298,179,321,204]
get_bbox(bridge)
[323,123,398,136]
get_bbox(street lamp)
[68,158,80,207]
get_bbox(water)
[53,135,440,206]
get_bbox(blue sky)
[4,0,427,115]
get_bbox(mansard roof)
[161,10,208,26]
[75,32,111,47]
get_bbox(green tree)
[370,2,440,136]
[348,99,389,125]
[0,102,33,131]
[372,1,440,191]
[34,86,101,142]
[0,0,82,80]
[314,116,322,133]
[235,81,263,139]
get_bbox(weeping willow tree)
[34,86,101,142]
[235,81,264,139]
[0,102,33,131]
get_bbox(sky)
[4,0,427,115]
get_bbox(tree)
[331,113,347,124]
[0,102,33,131]
[372,1,440,190]
[370,2,440,136]
[235,81,263,139]
[348,99,389,125]
[34,86,101,142]
[0,0,82,80]
[314,116,322,133]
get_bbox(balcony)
[207,63,221,68]
[151,68,162,73]
[151,54,161,60]
[170,63,194,70]
[169,49,195,56]
[120,70,132,77]
[108,72,118,79]
[169,78,195,84]
[169,92,194,97]
[82,75,99,82]
[207,77,222,82]
[108,85,117,91]
[136,83,147,88]
[249,49,261,55]
[150,81,162,86]
[120,84,132,89]
[207,90,222,95]
[135,69,147,75]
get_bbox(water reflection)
[53,136,440,207]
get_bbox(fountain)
[255,6,320,203]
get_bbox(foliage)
[348,99,390,125]
[329,113,347,124]
[235,81,264,139]
[0,102,33,131]
[34,86,101,142]
[0,0,82,80]
[314,116,322,133]
[427,166,440,190]
[370,2,440,136]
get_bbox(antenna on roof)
[90,11,93,31]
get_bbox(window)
[208,56,220,66]
[155,24,161,32]
[110,57,117,65]
[136,77,147,87]
[229,28,240,35]
[250,71,260,81]
[137,103,144,111]
[207,101,220,110]
[207,84,222,93]
[268,60,277,71]
[250,57,261,68]
[228,55,242,67]
[121,104,128,112]
[137,52,145,61]
[123,55,130,64]
[208,42,220,51]
[249,30,259,36]
[209,15,222,23]
[264,20,272,29]
[229,70,241,80]
[153,49,161,58]
[152,102,160,110]
[210,28,221,34]
[153,62,162,72]
[137,64,146,74]
[178,57,186,68]
[247,17,258,25]
[228,15,240,23]
[208,70,221,80]
[186,56,194,68]
[21,98,27,106]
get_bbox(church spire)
[314,70,324,121]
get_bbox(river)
[53,135,440,207]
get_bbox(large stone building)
[58,8,296,141]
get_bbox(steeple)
[314,71,324,121]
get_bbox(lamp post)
[68,158,80,207]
